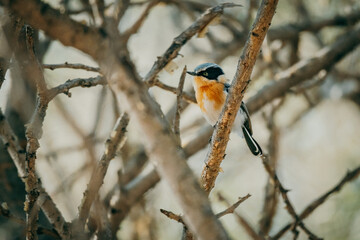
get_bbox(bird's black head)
[187,63,224,80]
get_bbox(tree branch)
[0,109,70,239]
[43,62,100,72]
[144,2,242,84]
[247,26,360,114]
[260,155,321,239]
[173,66,187,141]
[201,0,279,194]
[75,113,129,232]
[48,76,106,100]
[268,9,360,41]
[271,166,360,239]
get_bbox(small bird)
[187,63,262,156]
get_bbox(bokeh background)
[1,0,360,239]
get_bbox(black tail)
[242,126,262,156]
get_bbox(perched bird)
[187,63,262,156]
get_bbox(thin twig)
[268,9,360,41]
[218,193,263,240]
[108,124,214,229]
[43,62,100,72]
[271,166,360,239]
[122,0,159,42]
[144,2,242,84]
[247,26,360,114]
[260,155,322,240]
[259,100,284,236]
[75,113,129,231]
[0,203,61,239]
[160,209,185,224]
[151,79,196,103]
[173,66,187,141]
[48,76,106,100]
[216,194,251,218]
[160,193,251,224]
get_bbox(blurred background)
[1,0,360,239]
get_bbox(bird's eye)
[203,72,208,77]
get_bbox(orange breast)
[194,76,226,113]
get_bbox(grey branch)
[43,62,100,72]
[0,109,70,239]
[75,113,129,232]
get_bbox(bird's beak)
[186,71,196,76]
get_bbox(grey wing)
[240,101,253,135]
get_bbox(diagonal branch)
[247,26,360,114]
[201,0,279,194]
[272,166,360,239]
[75,113,129,232]
[260,155,322,240]
[144,2,242,84]
[216,194,251,218]
[268,9,360,41]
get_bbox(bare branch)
[218,194,263,240]
[48,76,106,100]
[216,194,251,218]
[109,124,214,230]
[259,101,284,236]
[272,166,360,239]
[150,79,196,103]
[160,193,251,224]
[160,209,185,225]
[43,62,100,72]
[201,0,279,194]
[0,109,70,239]
[260,154,322,240]
[247,26,360,114]
[20,25,49,240]
[122,0,159,42]
[144,2,242,84]
[0,0,106,59]
[173,66,187,140]
[268,9,360,41]
[0,203,60,239]
[76,113,129,231]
